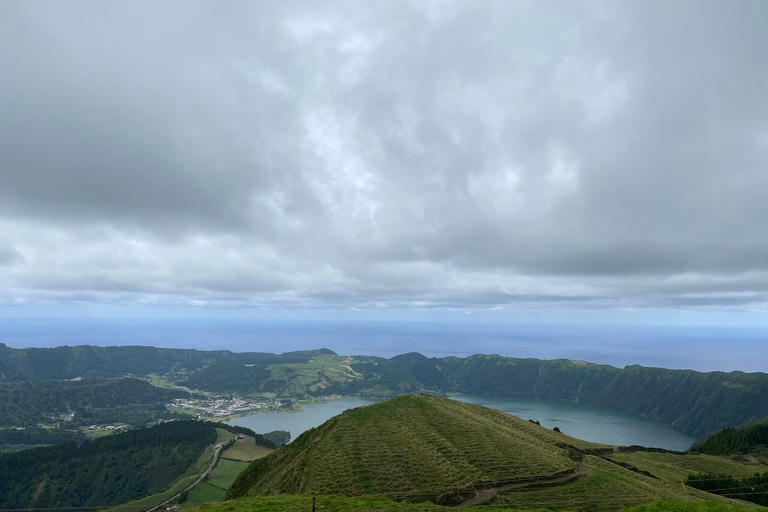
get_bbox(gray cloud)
[1,0,767,311]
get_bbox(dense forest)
[0,377,190,427]
[0,420,216,508]
[691,419,768,455]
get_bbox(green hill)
[227,394,603,501]
[189,496,759,512]
[226,396,768,511]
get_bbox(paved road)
[145,441,229,512]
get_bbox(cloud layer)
[1,0,768,311]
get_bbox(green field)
[185,435,272,507]
[221,436,273,461]
[608,452,768,482]
[487,455,733,512]
[185,459,251,506]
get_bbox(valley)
[2,344,768,512]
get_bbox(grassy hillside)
[185,435,272,506]
[355,354,768,437]
[226,396,768,511]
[179,350,357,396]
[189,497,758,512]
[227,394,604,500]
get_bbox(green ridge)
[227,394,603,500]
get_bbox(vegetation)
[486,455,724,512]
[224,396,768,511]
[608,451,767,482]
[0,420,216,509]
[0,377,190,427]
[227,394,603,501]
[185,496,760,512]
[178,351,357,396]
[221,437,274,462]
[185,434,273,506]
[3,344,768,440]
[691,418,768,455]
[263,429,290,447]
[686,473,768,506]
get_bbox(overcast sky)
[1,0,768,320]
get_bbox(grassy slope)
[226,396,768,511]
[191,497,758,512]
[608,452,768,482]
[220,436,273,461]
[186,436,273,506]
[481,451,768,512]
[228,395,604,499]
[487,455,742,512]
[106,428,234,512]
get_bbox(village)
[167,396,293,419]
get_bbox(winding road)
[144,440,229,512]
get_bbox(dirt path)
[456,461,588,508]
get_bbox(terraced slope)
[227,394,604,500]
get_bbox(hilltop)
[225,396,768,511]
[226,394,600,501]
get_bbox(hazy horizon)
[2,317,766,373]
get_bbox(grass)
[488,456,756,512]
[185,460,250,506]
[228,395,606,499]
[207,459,251,490]
[188,496,759,512]
[262,354,363,396]
[607,452,768,483]
[185,436,272,507]
[221,436,272,461]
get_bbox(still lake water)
[227,395,697,451]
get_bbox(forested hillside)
[0,378,189,427]
[0,420,216,509]
[691,418,768,455]
[350,353,768,437]
[3,345,768,438]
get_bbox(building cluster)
[168,397,268,418]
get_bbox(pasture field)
[608,452,768,482]
[488,456,743,512]
[222,436,273,461]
